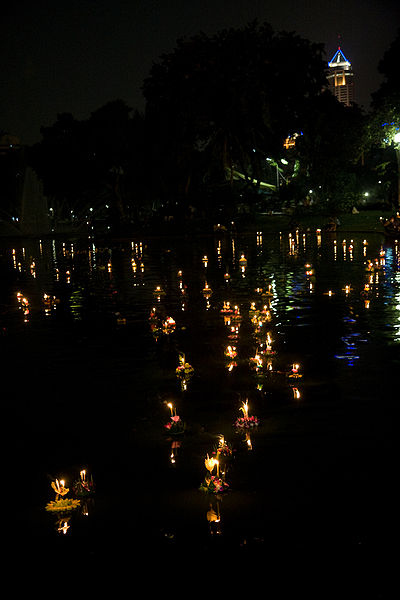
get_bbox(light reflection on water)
[2,228,399,557]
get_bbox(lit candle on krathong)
[154,285,165,302]
[221,301,232,313]
[51,478,69,497]
[203,282,212,298]
[80,470,86,483]
[205,454,218,474]
[241,400,249,419]
[167,402,176,417]
[239,253,247,267]
[288,362,302,379]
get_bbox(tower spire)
[327,39,355,106]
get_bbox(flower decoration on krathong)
[164,402,186,435]
[175,353,194,380]
[234,400,259,429]
[72,470,95,498]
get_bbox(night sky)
[1,0,399,145]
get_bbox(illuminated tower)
[327,46,355,106]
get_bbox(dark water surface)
[3,227,398,582]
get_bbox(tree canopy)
[142,21,328,204]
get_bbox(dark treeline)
[1,22,400,233]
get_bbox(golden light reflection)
[17,292,30,322]
[245,432,252,450]
[292,387,301,399]
[56,519,71,535]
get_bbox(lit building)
[327,46,355,106]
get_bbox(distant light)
[394,132,400,144]
[281,158,288,165]
[364,192,369,197]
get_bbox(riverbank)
[240,208,393,235]
[0,209,394,241]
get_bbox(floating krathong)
[202,282,213,298]
[220,301,233,313]
[72,470,95,498]
[46,478,81,513]
[164,402,186,435]
[213,435,233,460]
[162,316,176,334]
[249,352,263,371]
[287,363,302,379]
[224,345,237,359]
[176,353,194,381]
[231,306,242,321]
[200,454,229,494]
[234,400,259,429]
[153,285,166,301]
